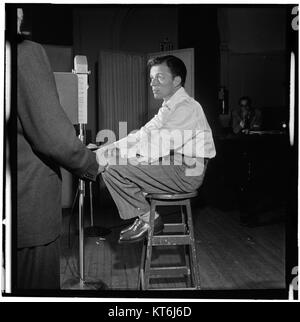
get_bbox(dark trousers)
[17,237,60,290]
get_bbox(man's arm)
[231,109,244,134]
[250,109,262,130]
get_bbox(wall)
[225,8,286,53]
[73,5,178,140]
[43,45,73,72]
[22,4,219,138]
[21,5,73,45]
[178,5,220,135]
[21,4,289,136]
[218,7,288,112]
[119,7,178,53]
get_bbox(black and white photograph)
[1,1,299,303]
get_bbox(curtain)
[98,51,147,142]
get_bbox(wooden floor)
[60,203,285,291]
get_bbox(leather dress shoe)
[118,216,164,244]
[120,218,141,235]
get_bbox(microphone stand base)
[84,226,111,237]
[61,277,109,290]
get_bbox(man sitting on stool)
[96,55,216,244]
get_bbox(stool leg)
[181,205,191,288]
[144,201,156,290]
[186,200,201,289]
[139,239,147,290]
[181,205,185,224]
[89,181,94,226]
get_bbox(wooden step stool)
[139,191,200,290]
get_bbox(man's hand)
[86,143,98,150]
[94,145,119,173]
[95,147,109,174]
[241,129,250,134]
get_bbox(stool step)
[163,223,186,233]
[152,235,191,246]
[149,266,190,277]
[145,287,198,291]
[140,192,200,290]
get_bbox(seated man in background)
[231,96,262,134]
[96,55,216,244]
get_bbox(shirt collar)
[162,87,188,110]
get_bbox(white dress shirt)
[115,87,216,174]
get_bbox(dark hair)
[239,96,252,106]
[147,55,187,87]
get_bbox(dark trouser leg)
[17,237,60,290]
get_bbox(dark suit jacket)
[17,40,98,248]
[231,108,262,134]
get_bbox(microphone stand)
[84,180,111,237]
[62,56,108,290]
[84,143,111,238]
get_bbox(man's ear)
[173,76,182,87]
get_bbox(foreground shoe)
[118,216,164,244]
[120,218,141,235]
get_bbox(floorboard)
[60,204,286,292]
